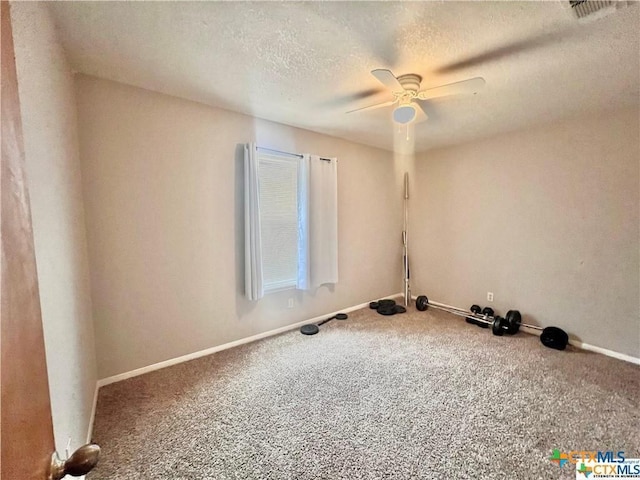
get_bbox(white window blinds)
[257,153,299,292]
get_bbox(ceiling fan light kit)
[393,103,417,124]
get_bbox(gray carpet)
[89,305,640,479]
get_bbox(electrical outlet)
[287,298,294,308]
[487,292,494,302]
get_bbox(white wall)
[410,108,640,357]
[10,2,97,452]
[75,75,403,379]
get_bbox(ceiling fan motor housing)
[397,74,422,92]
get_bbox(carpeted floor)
[88,304,639,479]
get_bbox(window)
[244,143,338,301]
[257,153,299,292]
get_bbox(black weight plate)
[504,310,521,335]
[470,304,481,314]
[394,305,407,314]
[465,317,476,325]
[369,302,379,310]
[481,307,494,317]
[378,299,397,308]
[300,324,319,335]
[377,305,397,316]
[415,295,429,311]
[540,327,568,351]
[492,317,505,336]
[335,313,348,320]
[476,320,490,329]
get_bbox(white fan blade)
[417,77,486,100]
[346,99,397,114]
[414,102,428,124]
[371,69,404,91]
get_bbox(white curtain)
[297,154,311,290]
[307,155,338,288]
[244,143,264,300]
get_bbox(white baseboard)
[97,293,403,388]
[569,340,640,365]
[411,295,640,365]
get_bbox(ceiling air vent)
[569,0,631,20]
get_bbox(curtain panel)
[244,143,264,300]
[308,155,338,288]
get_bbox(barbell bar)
[414,295,569,350]
[416,295,528,334]
[415,295,496,325]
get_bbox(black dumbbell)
[465,305,482,325]
[466,306,495,328]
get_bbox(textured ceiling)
[48,1,640,153]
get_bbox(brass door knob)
[49,444,100,480]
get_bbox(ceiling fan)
[347,69,486,124]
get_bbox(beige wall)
[75,75,402,379]
[410,108,640,357]
[11,2,97,452]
